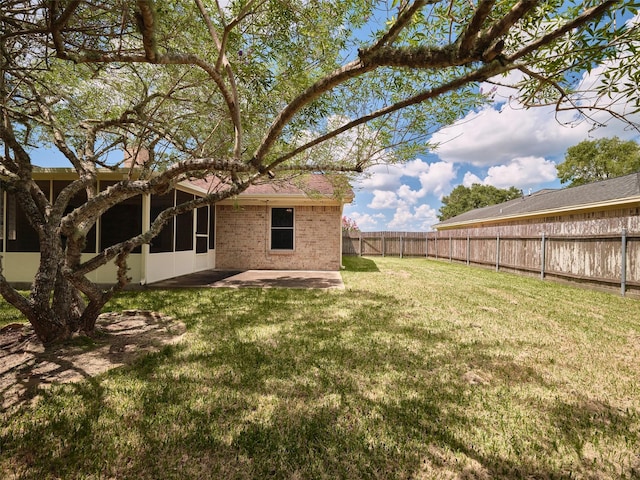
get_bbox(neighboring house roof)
[435,172,640,230]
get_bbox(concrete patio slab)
[211,270,344,289]
[145,269,344,289]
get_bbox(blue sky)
[344,67,640,232]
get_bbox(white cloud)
[357,159,455,200]
[432,42,640,169]
[460,157,557,190]
[402,158,432,176]
[346,211,383,230]
[356,164,404,191]
[483,156,557,188]
[368,190,403,209]
[462,171,483,186]
[397,184,423,204]
[480,70,525,104]
[416,161,456,197]
[430,103,592,166]
[388,204,439,231]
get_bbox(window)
[54,180,97,253]
[150,191,175,253]
[271,207,294,250]
[99,181,142,253]
[175,190,194,251]
[7,180,50,252]
[195,206,208,254]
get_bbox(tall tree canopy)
[1,0,638,343]
[438,184,522,220]
[557,137,640,186]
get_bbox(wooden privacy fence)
[342,231,640,296]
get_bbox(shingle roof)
[187,173,353,201]
[244,174,348,196]
[435,172,640,229]
[31,166,353,203]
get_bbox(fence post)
[621,228,627,296]
[435,234,438,260]
[466,235,470,265]
[382,236,385,257]
[496,234,500,272]
[449,235,452,262]
[540,233,546,279]
[400,236,404,259]
[359,235,363,257]
[425,234,429,258]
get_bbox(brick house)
[2,169,352,286]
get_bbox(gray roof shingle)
[435,172,640,228]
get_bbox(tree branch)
[369,0,430,49]
[479,0,539,48]
[194,0,243,160]
[136,0,158,63]
[506,0,619,63]
[456,0,496,55]
[252,60,373,166]
[268,58,512,171]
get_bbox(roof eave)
[217,193,350,206]
[434,195,640,230]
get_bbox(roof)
[435,172,640,229]
[187,174,353,204]
[30,167,353,204]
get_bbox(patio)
[144,269,344,289]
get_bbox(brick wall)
[215,204,342,270]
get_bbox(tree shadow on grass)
[2,287,639,479]
[342,255,380,272]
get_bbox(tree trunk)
[28,309,74,345]
[0,227,115,345]
[20,271,112,345]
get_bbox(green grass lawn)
[2,257,640,479]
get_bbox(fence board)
[343,231,640,296]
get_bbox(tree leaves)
[557,137,640,186]
[438,184,522,221]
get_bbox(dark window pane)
[175,190,194,251]
[99,181,142,253]
[150,191,175,253]
[272,207,294,227]
[53,180,97,253]
[196,236,208,253]
[7,180,50,252]
[271,229,294,250]
[209,206,215,249]
[196,206,208,234]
